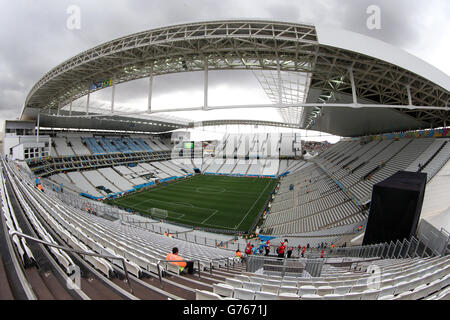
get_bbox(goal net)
[150,208,168,219]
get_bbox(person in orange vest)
[235,249,242,261]
[166,247,194,274]
[37,184,44,192]
[163,231,168,237]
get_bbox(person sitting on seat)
[235,249,242,261]
[166,247,194,274]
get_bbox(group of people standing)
[244,239,272,257]
[241,240,334,259]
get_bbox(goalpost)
[150,208,168,219]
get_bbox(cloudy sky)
[1,0,449,132]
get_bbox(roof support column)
[277,59,282,106]
[36,111,40,143]
[148,63,154,113]
[86,85,91,115]
[204,59,208,111]
[111,77,116,114]
[349,68,358,105]
[69,100,72,117]
[406,85,413,106]
[57,101,61,116]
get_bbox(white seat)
[436,287,450,300]
[361,289,380,300]
[300,294,323,300]
[242,282,262,292]
[393,281,410,295]
[213,283,234,297]
[299,285,316,295]
[233,288,255,300]
[235,275,250,282]
[279,286,298,295]
[316,286,334,296]
[255,291,278,300]
[225,278,243,288]
[378,286,396,299]
[250,277,265,284]
[393,291,414,300]
[381,278,394,288]
[409,284,428,300]
[343,292,363,300]
[351,284,368,293]
[334,286,351,295]
[278,293,299,300]
[196,289,223,300]
[264,279,280,286]
[261,284,279,294]
[425,279,442,296]
[323,294,344,300]
[281,280,298,287]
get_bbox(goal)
[150,208,168,219]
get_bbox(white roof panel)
[315,25,450,91]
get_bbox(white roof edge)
[315,25,450,92]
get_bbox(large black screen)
[363,171,427,245]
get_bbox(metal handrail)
[9,231,133,294]
[156,259,201,284]
[209,257,234,275]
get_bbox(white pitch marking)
[234,180,272,230]
[200,210,219,225]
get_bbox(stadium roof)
[21,20,449,137]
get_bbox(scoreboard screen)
[183,142,194,149]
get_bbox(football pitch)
[106,175,278,232]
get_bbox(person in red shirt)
[245,243,252,255]
[265,240,271,256]
[320,249,325,259]
[301,246,307,258]
[277,242,286,258]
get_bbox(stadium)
[1,19,449,302]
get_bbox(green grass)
[106,174,277,232]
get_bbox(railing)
[209,257,235,275]
[324,236,435,260]
[304,259,324,277]
[245,255,307,277]
[9,231,134,294]
[156,259,201,284]
[416,219,450,256]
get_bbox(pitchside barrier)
[203,172,278,179]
